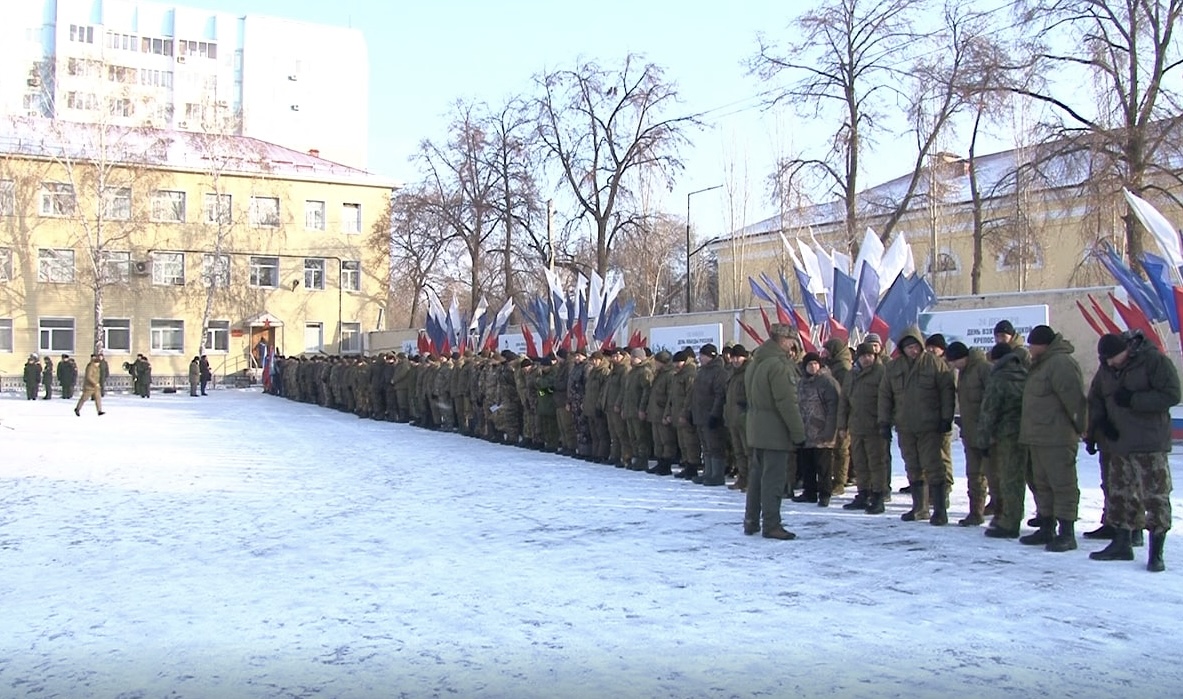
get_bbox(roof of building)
[0,117,397,189]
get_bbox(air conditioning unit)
[132,260,150,276]
[178,120,188,128]
[290,104,299,112]
[288,74,298,81]
[176,56,186,64]
[27,77,41,87]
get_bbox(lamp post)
[685,184,723,313]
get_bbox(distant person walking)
[74,354,105,416]
[22,355,40,400]
[199,355,212,395]
[189,356,201,397]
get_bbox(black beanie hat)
[989,342,1014,361]
[897,334,921,351]
[802,352,822,366]
[1097,333,1129,360]
[994,320,1016,337]
[699,343,718,358]
[944,341,970,361]
[1027,325,1056,346]
[925,333,947,350]
[731,343,749,358]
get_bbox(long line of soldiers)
[270,318,1175,571]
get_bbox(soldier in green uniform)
[646,350,677,475]
[724,345,750,489]
[822,338,852,494]
[583,351,612,462]
[944,341,994,526]
[976,343,1029,538]
[668,349,702,480]
[604,349,632,468]
[838,343,889,514]
[553,350,576,454]
[535,357,560,451]
[622,348,655,471]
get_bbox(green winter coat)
[668,361,697,423]
[956,348,991,439]
[1087,334,1181,455]
[603,361,631,414]
[724,361,749,430]
[838,359,884,436]
[744,339,806,450]
[648,362,675,418]
[621,358,655,419]
[877,328,956,433]
[975,352,1027,449]
[583,362,610,416]
[823,339,852,388]
[1018,334,1087,447]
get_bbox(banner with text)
[497,333,529,355]
[648,323,723,353]
[919,305,1049,349]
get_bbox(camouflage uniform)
[668,357,702,477]
[583,355,612,461]
[975,351,1029,534]
[553,353,576,453]
[724,357,750,489]
[622,353,655,470]
[567,355,591,456]
[648,356,678,473]
[604,353,632,467]
[823,339,852,495]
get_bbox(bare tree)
[752,0,925,248]
[536,54,698,277]
[386,186,456,328]
[1004,0,1183,267]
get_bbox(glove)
[879,424,893,441]
[708,416,721,429]
[1101,419,1120,442]
[1085,440,1098,456]
[1114,387,1133,408]
[941,420,954,434]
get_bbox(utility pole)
[685,184,723,313]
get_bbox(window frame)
[249,255,280,288]
[205,320,230,353]
[304,322,323,353]
[249,196,281,228]
[150,251,185,286]
[39,317,76,353]
[0,247,11,282]
[101,250,131,284]
[102,186,132,221]
[201,253,231,287]
[103,318,132,353]
[303,258,326,290]
[203,193,232,225]
[340,260,361,292]
[305,200,326,231]
[150,319,185,354]
[39,183,76,217]
[341,203,362,234]
[340,321,362,355]
[151,190,187,223]
[38,248,76,283]
[0,318,12,353]
[0,179,14,216]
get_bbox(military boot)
[1019,517,1054,546]
[1147,530,1166,572]
[929,483,948,526]
[1089,528,1134,561]
[864,492,885,515]
[900,482,929,522]
[959,494,985,526]
[1082,523,1116,540]
[728,473,748,491]
[1045,519,1077,552]
[1132,529,1145,547]
[653,460,674,476]
[677,464,700,480]
[843,491,870,510]
[702,457,727,486]
[627,457,647,472]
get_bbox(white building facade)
[0,0,369,168]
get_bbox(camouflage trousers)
[991,436,1029,531]
[653,420,678,462]
[608,410,631,463]
[588,411,610,460]
[627,417,653,464]
[831,430,851,494]
[676,423,702,467]
[571,407,591,456]
[961,440,993,515]
[1107,452,1173,532]
[557,401,576,451]
[728,421,749,484]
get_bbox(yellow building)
[0,117,395,382]
[713,147,1182,310]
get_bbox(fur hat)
[802,352,822,366]
[855,342,876,357]
[730,344,749,358]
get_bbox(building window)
[304,322,323,353]
[341,203,362,234]
[38,249,75,283]
[150,319,184,353]
[249,256,279,288]
[151,190,186,222]
[996,241,1045,271]
[69,24,94,44]
[40,183,75,217]
[178,40,217,59]
[0,247,11,282]
[249,196,280,228]
[303,258,325,290]
[204,193,232,225]
[108,98,133,118]
[142,37,173,56]
[205,320,230,353]
[0,318,12,352]
[201,253,230,287]
[0,180,13,216]
[151,251,185,285]
[103,318,131,353]
[39,318,75,353]
[102,187,131,221]
[107,65,138,84]
[305,200,326,231]
[340,260,360,291]
[66,92,98,111]
[101,250,130,284]
[925,249,960,275]
[340,322,361,354]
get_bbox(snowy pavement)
[1,389,1182,699]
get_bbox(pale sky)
[179,0,1018,238]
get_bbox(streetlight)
[686,184,723,313]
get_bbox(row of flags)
[415,269,640,357]
[1079,189,1183,353]
[744,228,937,351]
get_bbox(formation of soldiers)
[269,318,1176,572]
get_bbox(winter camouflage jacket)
[975,352,1027,449]
[669,361,698,425]
[1019,334,1087,447]
[823,339,852,388]
[798,366,840,448]
[583,361,610,416]
[1087,333,1181,455]
[621,358,655,419]
[838,358,884,436]
[648,361,675,419]
[955,348,991,441]
[878,327,956,433]
[744,339,806,450]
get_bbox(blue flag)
[1141,252,1179,332]
[795,268,828,326]
[832,268,857,330]
[854,263,881,333]
[1099,244,1166,322]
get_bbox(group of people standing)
[267,318,1176,572]
[22,354,78,400]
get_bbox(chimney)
[308,148,320,158]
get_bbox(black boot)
[1045,518,1077,552]
[901,482,928,522]
[864,492,885,515]
[929,483,948,526]
[843,491,870,510]
[1089,528,1134,561]
[1148,530,1166,572]
[1019,518,1054,546]
[678,464,699,480]
[1082,523,1116,540]
[1132,529,1144,547]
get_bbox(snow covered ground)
[2,389,1182,699]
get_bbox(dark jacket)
[1087,333,1181,455]
[877,327,956,433]
[57,359,78,387]
[839,358,884,436]
[823,339,852,388]
[798,366,840,448]
[691,356,728,428]
[1019,334,1087,447]
[724,361,749,431]
[744,339,806,450]
[23,360,41,386]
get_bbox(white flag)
[1124,188,1183,270]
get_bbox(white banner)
[919,305,1049,350]
[497,333,529,355]
[648,323,723,353]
